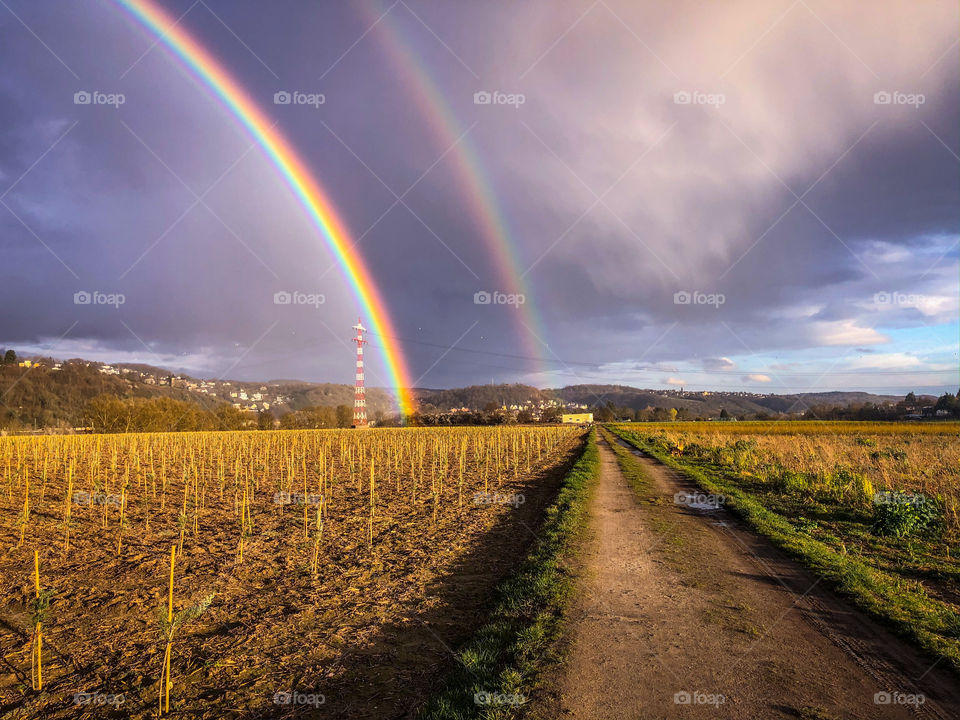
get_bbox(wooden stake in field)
[368,457,375,546]
[160,545,175,715]
[18,474,29,548]
[156,544,214,717]
[62,465,73,552]
[303,472,309,540]
[311,502,324,578]
[117,482,127,555]
[30,550,45,691]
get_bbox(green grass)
[606,424,960,676]
[418,430,600,719]
[602,430,651,496]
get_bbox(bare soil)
[554,434,960,720]
[0,433,583,720]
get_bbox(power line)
[361,329,956,377]
[188,328,957,384]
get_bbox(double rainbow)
[116,0,415,415]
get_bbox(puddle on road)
[685,501,722,512]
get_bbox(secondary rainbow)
[362,2,553,376]
[115,0,415,415]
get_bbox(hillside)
[552,385,905,417]
[414,384,906,417]
[0,357,398,430]
[0,352,919,431]
[0,360,223,429]
[412,384,556,412]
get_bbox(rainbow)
[115,0,415,415]
[362,2,552,375]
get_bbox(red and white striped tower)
[352,318,368,428]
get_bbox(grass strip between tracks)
[420,428,600,719]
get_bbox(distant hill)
[265,381,395,414]
[0,359,223,429]
[0,352,919,431]
[0,357,397,430]
[412,384,555,412]
[413,383,907,417]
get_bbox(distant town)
[1,350,957,433]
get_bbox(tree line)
[83,395,373,433]
[591,391,960,423]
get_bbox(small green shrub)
[775,469,809,494]
[873,492,943,538]
[793,516,819,533]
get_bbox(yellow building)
[561,413,593,424]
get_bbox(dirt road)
[555,434,960,719]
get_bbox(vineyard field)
[1,426,585,719]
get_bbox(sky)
[0,0,957,399]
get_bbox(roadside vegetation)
[607,422,960,675]
[421,430,599,719]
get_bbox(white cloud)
[702,356,736,371]
[7,337,224,377]
[814,321,889,347]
